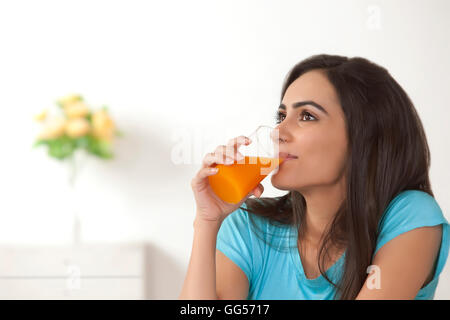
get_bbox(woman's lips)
[278,152,298,160]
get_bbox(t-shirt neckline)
[288,225,346,288]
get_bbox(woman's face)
[271,70,349,192]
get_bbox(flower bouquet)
[33,94,122,246]
[33,93,121,160]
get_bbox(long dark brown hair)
[240,54,433,300]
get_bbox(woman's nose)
[271,127,288,144]
[278,135,287,143]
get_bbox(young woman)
[179,54,449,300]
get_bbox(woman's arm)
[356,225,442,299]
[216,249,249,299]
[178,216,223,299]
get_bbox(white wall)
[0,0,448,299]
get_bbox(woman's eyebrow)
[278,100,329,116]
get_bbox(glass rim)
[247,125,276,138]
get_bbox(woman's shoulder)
[225,201,272,230]
[223,199,292,240]
[381,190,444,223]
[375,189,448,255]
[388,189,439,206]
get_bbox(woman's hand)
[191,135,264,223]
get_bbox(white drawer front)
[0,244,147,299]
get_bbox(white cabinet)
[0,243,148,299]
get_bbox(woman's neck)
[298,177,346,246]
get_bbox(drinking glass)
[208,125,284,204]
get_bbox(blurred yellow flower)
[65,118,91,138]
[34,109,48,122]
[38,117,66,139]
[64,101,90,119]
[58,94,83,107]
[92,109,115,141]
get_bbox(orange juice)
[208,156,284,204]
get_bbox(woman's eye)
[274,111,317,124]
[301,111,317,121]
[274,111,286,124]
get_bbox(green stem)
[68,154,77,189]
[68,154,81,246]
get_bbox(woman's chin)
[270,175,293,191]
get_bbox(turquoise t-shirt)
[216,190,449,299]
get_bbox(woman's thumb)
[252,184,264,198]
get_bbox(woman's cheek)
[300,136,346,179]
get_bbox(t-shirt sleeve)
[216,202,254,285]
[374,190,450,281]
